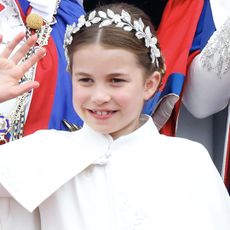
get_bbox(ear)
[143,71,161,100]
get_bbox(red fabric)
[159,51,200,137]
[15,2,58,135]
[160,99,181,136]
[0,3,5,12]
[157,0,204,136]
[24,40,58,135]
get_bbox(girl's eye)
[111,78,126,84]
[78,78,93,82]
[77,78,94,85]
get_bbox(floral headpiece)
[64,9,161,70]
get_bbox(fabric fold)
[0,127,110,212]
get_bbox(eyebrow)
[74,72,92,77]
[74,72,128,78]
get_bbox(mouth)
[88,109,117,119]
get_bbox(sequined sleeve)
[183,16,230,118]
[200,17,230,76]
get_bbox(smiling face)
[71,44,160,139]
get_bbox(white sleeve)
[183,17,230,118]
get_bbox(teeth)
[94,111,111,115]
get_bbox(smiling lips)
[89,109,116,119]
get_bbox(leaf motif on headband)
[89,10,96,20]
[100,19,112,27]
[64,9,161,70]
[98,11,107,18]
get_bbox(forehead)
[72,43,140,71]
[71,43,148,80]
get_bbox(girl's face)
[71,44,160,139]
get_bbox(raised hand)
[0,32,46,103]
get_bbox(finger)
[11,81,40,99]
[0,80,40,103]
[20,47,46,74]
[0,32,25,59]
[0,34,3,44]
[11,34,38,64]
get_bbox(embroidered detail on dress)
[200,17,230,77]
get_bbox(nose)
[91,86,111,105]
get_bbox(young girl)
[0,3,230,230]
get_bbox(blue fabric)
[18,0,30,15]
[48,0,85,130]
[190,0,216,54]
[143,73,185,115]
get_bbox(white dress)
[0,116,230,230]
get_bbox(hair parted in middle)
[67,3,166,79]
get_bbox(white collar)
[83,114,159,146]
[0,115,158,212]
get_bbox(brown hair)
[67,3,165,79]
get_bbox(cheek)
[115,89,142,108]
[72,86,85,109]
[115,94,130,107]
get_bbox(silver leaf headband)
[64,9,161,70]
